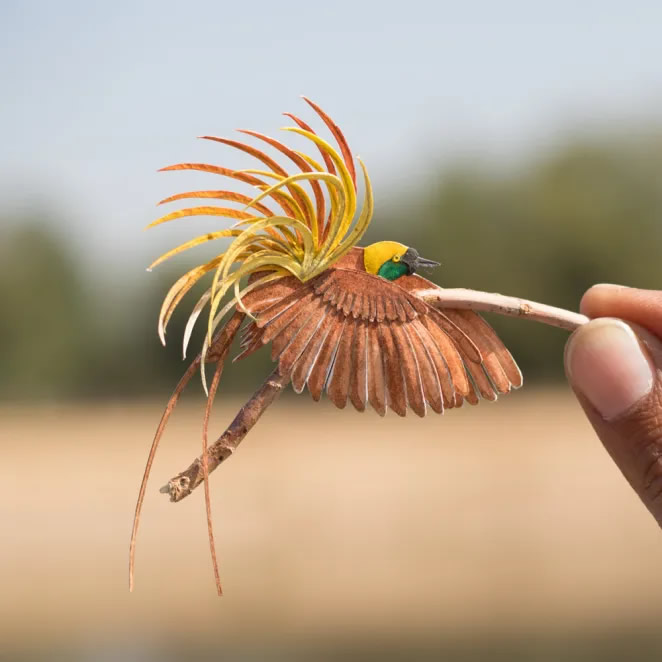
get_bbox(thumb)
[565,318,662,527]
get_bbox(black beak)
[401,248,440,275]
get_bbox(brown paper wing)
[236,268,522,417]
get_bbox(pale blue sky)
[2,0,661,271]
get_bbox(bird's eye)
[393,255,401,263]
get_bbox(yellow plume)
[148,98,374,389]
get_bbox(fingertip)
[579,283,629,316]
[579,285,662,339]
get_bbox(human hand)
[564,285,662,526]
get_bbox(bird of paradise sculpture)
[129,98,587,594]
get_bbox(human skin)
[564,285,662,527]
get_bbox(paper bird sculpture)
[130,99,586,594]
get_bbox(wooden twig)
[418,288,589,331]
[160,368,290,502]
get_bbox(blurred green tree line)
[1,130,660,400]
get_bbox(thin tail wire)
[129,354,202,591]
[202,358,226,595]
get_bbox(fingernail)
[566,319,655,420]
[590,283,629,293]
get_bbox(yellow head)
[363,241,408,275]
[363,241,440,281]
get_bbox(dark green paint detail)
[377,259,408,281]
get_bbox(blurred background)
[1,1,661,660]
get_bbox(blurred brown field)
[1,388,661,659]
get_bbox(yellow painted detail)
[363,241,408,275]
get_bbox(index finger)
[581,285,662,339]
